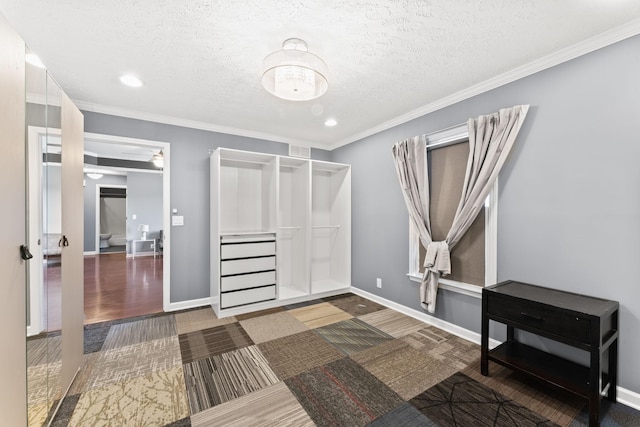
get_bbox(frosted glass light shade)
[262,39,328,101]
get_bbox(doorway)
[83,133,171,322]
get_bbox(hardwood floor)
[45,253,163,330]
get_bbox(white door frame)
[95,184,127,254]
[84,132,171,312]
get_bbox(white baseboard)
[350,286,640,410]
[166,297,211,312]
[83,251,97,256]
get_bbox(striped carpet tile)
[174,308,236,335]
[178,322,253,364]
[315,317,393,355]
[326,294,387,316]
[366,402,436,426]
[191,382,314,427]
[183,345,279,414]
[358,308,427,338]
[101,316,177,351]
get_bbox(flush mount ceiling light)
[86,172,103,180]
[324,118,338,127]
[262,38,328,101]
[119,74,143,87]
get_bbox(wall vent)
[289,145,310,159]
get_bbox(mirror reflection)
[25,48,63,427]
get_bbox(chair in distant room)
[157,230,163,255]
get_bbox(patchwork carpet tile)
[68,353,100,396]
[235,306,285,321]
[86,336,181,391]
[164,417,192,426]
[27,333,62,366]
[288,302,353,328]
[351,338,459,400]
[284,299,323,310]
[366,402,437,427]
[358,308,427,338]
[462,359,584,426]
[50,394,80,427]
[326,294,387,316]
[174,307,236,335]
[403,327,480,370]
[410,372,557,427]
[68,366,189,427]
[191,382,314,427]
[28,400,53,427]
[28,361,62,405]
[101,315,177,351]
[569,399,640,426]
[315,317,393,355]
[239,311,309,344]
[183,345,279,414]
[83,323,111,354]
[286,357,405,426]
[258,330,344,379]
[179,322,254,364]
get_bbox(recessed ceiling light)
[26,53,45,69]
[119,74,143,87]
[324,118,337,127]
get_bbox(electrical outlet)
[376,278,382,288]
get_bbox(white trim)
[351,286,640,410]
[85,132,171,312]
[83,251,98,256]
[73,21,640,152]
[350,286,499,348]
[619,387,640,412]
[76,102,315,148]
[327,19,640,150]
[166,297,212,312]
[408,127,497,292]
[95,183,127,256]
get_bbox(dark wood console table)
[481,280,619,427]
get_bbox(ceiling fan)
[121,148,164,167]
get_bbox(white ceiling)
[2,1,640,150]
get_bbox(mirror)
[25,49,63,427]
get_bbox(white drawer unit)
[221,271,276,292]
[220,256,275,276]
[220,285,277,309]
[218,233,277,309]
[221,241,276,259]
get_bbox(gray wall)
[82,112,331,303]
[83,174,127,252]
[126,171,163,249]
[331,34,640,393]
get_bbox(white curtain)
[392,105,529,313]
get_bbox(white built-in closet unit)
[210,148,351,317]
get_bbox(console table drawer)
[487,296,590,344]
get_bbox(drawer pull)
[520,312,544,322]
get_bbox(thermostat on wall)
[172,216,184,226]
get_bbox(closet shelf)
[279,226,301,230]
[312,225,340,229]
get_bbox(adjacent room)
[1,2,640,426]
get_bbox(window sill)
[407,273,482,299]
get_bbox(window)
[407,124,497,297]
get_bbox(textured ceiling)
[2,1,640,149]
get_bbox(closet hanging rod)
[312,225,340,228]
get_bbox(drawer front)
[221,241,276,259]
[221,271,276,292]
[221,285,276,309]
[487,296,591,344]
[221,256,275,276]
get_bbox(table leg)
[481,294,489,376]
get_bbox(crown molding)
[326,18,640,151]
[75,18,640,152]
[73,100,318,148]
